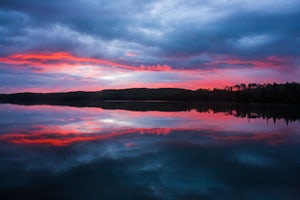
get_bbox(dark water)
[0,103,299,200]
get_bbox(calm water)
[0,103,299,200]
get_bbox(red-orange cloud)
[0,52,171,71]
[207,55,289,69]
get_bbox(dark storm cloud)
[162,12,300,56]
[1,0,300,69]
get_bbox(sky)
[0,0,300,93]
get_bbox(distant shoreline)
[0,83,300,104]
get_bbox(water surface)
[0,103,299,199]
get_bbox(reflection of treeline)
[0,100,299,124]
[98,102,300,124]
[0,82,299,103]
[195,103,300,124]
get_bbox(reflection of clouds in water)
[0,104,300,199]
[238,154,273,167]
[0,104,298,143]
[232,152,276,167]
[0,132,300,199]
[0,134,161,175]
[0,129,296,179]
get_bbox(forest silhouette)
[1,82,299,103]
[0,82,299,124]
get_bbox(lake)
[0,103,299,200]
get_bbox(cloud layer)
[0,0,299,92]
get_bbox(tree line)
[0,82,299,104]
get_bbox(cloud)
[0,0,299,92]
[1,0,300,60]
[125,52,137,57]
[0,52,171,71]
[205,55,295,70]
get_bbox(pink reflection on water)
[0,104,298,146]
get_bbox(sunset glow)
[0,0,299,93]
[1,1,300,199]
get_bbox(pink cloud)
[125,52,138,57]
[0,52,298,93]
[0,52,171,72]
[206,54,293,70]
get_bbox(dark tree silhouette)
[0,82,299,104]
